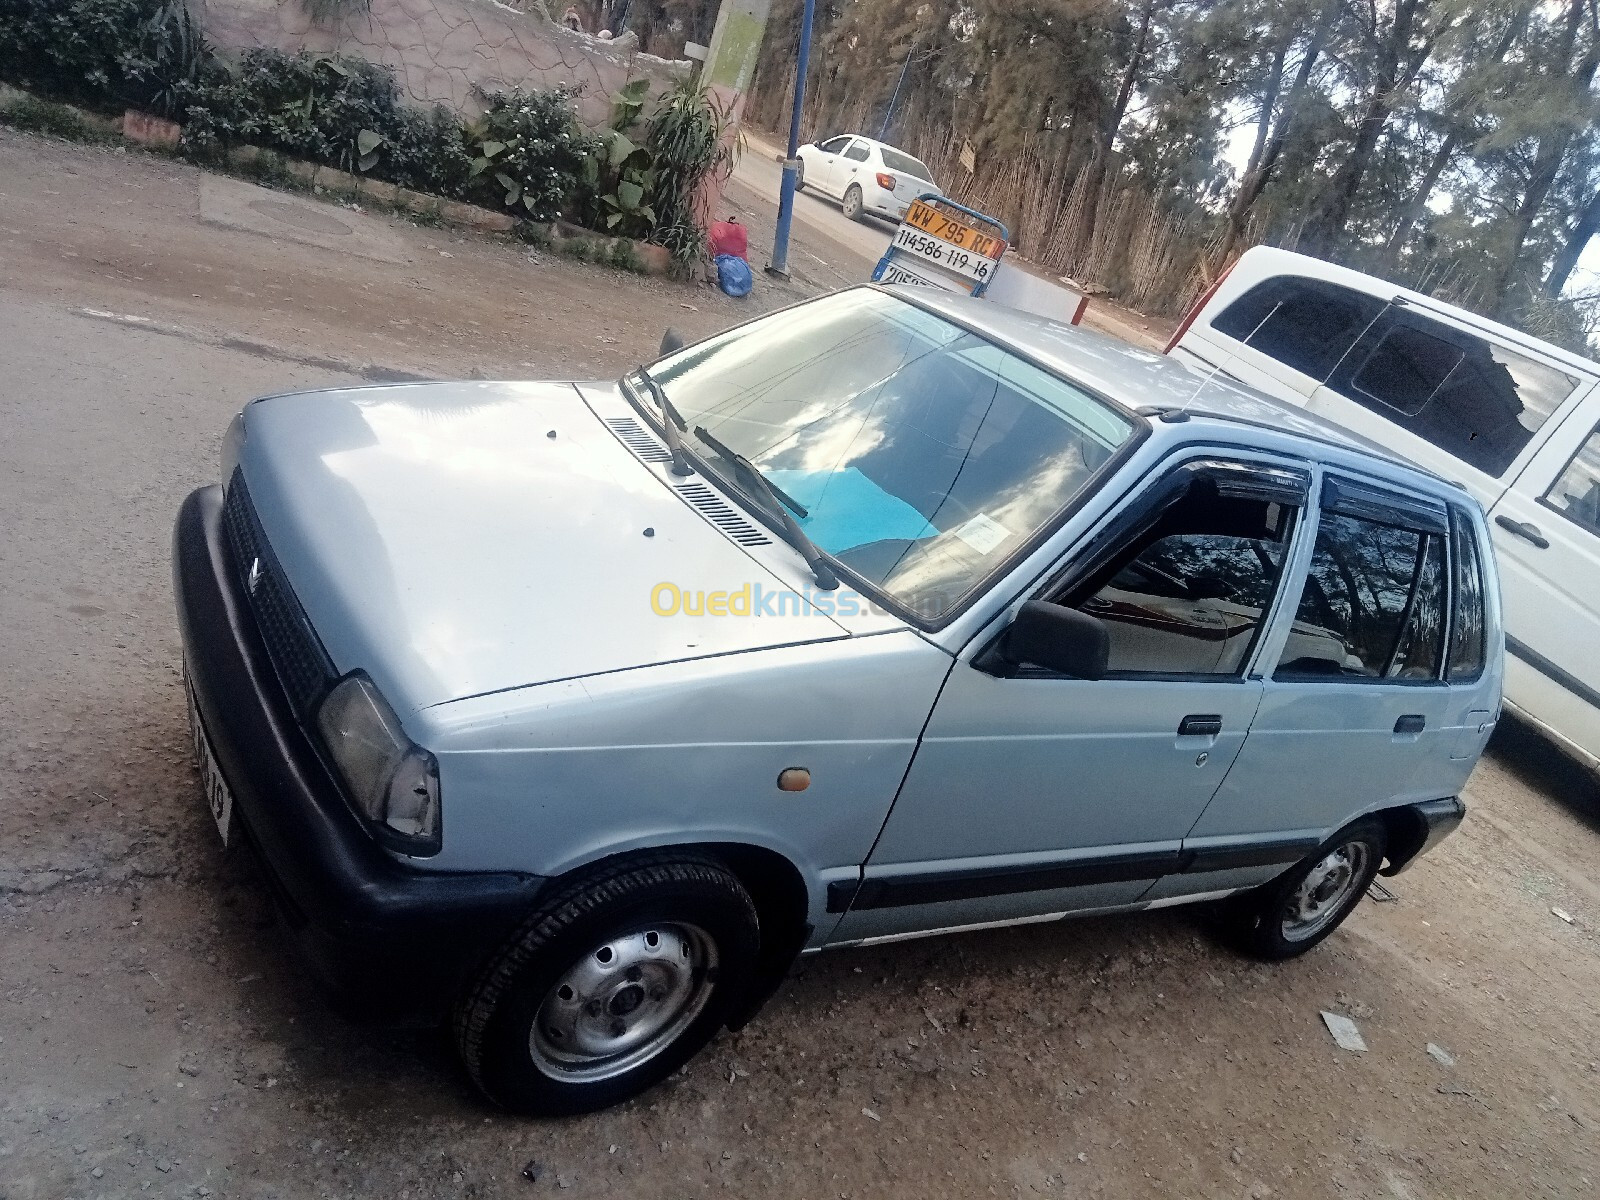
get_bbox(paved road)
[3,130,1599,1200]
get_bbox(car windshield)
[643,289,1139,621]
[881,147,934,182]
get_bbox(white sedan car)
[796,134,941,221]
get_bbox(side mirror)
[1004,600,1109,679]
[659,328,685,357]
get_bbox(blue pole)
[766,0,816,279]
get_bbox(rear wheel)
[843,184,864,221]
[454,853,759,1115]
[1225,818,1386,960]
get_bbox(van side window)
[1275,511,1446,681]
[1210,277,1385,381]
[1068,486,1296,677]
[1447,508,1486,681]
[1334,315,1576,477]
[1542,421,1600,538]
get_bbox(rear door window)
[1330,312,1577,478]
[1210,277,1386,381]
[843,140,871,163]
[1274,482,1449,681]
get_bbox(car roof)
[886,285,1457,492]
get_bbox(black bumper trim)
[173,485,546,1025]
[1380,795,1466,876]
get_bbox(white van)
[1169,245,1600,776]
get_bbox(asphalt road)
[3,130,1600,1200]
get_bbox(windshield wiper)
[635,368,694,477]
[693,425,839,591]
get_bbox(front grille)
[222,470,337,717]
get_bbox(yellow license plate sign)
[905,200,1006,261]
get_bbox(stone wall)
[196,0,690,129]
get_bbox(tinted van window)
[1447,507,1486,680]
[1211,277,1385,380]
[1335,315,1576,477]
[1276,511,1446,681]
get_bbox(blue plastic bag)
[715,253,753,298]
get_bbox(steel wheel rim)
[528,923,717,1083]
[1281,841,1369,942]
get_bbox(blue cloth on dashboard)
[764,467,935,554]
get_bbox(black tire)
[454,853,759,1116]
[794,161,806,191]
[843,184,864,221]
[1225,817,1387,961]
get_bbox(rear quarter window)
[1446,507,1487,681]
[1210,276,1386,381]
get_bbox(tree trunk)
[1544,186,1600,298]
[1299,0,1434,258]
[1383,129,1460,264]
[1077,0,1159,246]
[1213,0,1338,271]
[1490,0,1599,315]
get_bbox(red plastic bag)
[709,218,748,261]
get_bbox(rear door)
[1176,474,1462,895]
[1489,406,1600,764]
[834,137,873,198]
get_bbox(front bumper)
[173,485,546,1025]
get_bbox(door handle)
[1495,514,1549,549]
[1394,714,1426,735]
[1178,714,1223,738]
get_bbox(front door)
[829,459,1309,944]
[1175,474,1464,898]
[1491,408,1600,763]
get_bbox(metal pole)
[766,0,816,280]
[878,41,915,141]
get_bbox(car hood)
[235,381,851,714]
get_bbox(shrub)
[0,0,218,117]
[464,88,591,222]
[179,49,472,197]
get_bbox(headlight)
[316,673,441,855]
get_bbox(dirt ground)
[2,130,1598,1200]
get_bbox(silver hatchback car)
[174,286,1500,1115]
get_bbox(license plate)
[904,200,1006,261]
[187,685,234,846]
[890,223,999,284]
[877,258,968,293]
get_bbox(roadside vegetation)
[747,0,1600,349]
[0,0,732,264]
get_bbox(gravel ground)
[1,130,1598,1200]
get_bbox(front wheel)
[454,854,759,1115]
[1225,818,1386,960]
[843,184,864,221]
[794,161,806,191]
